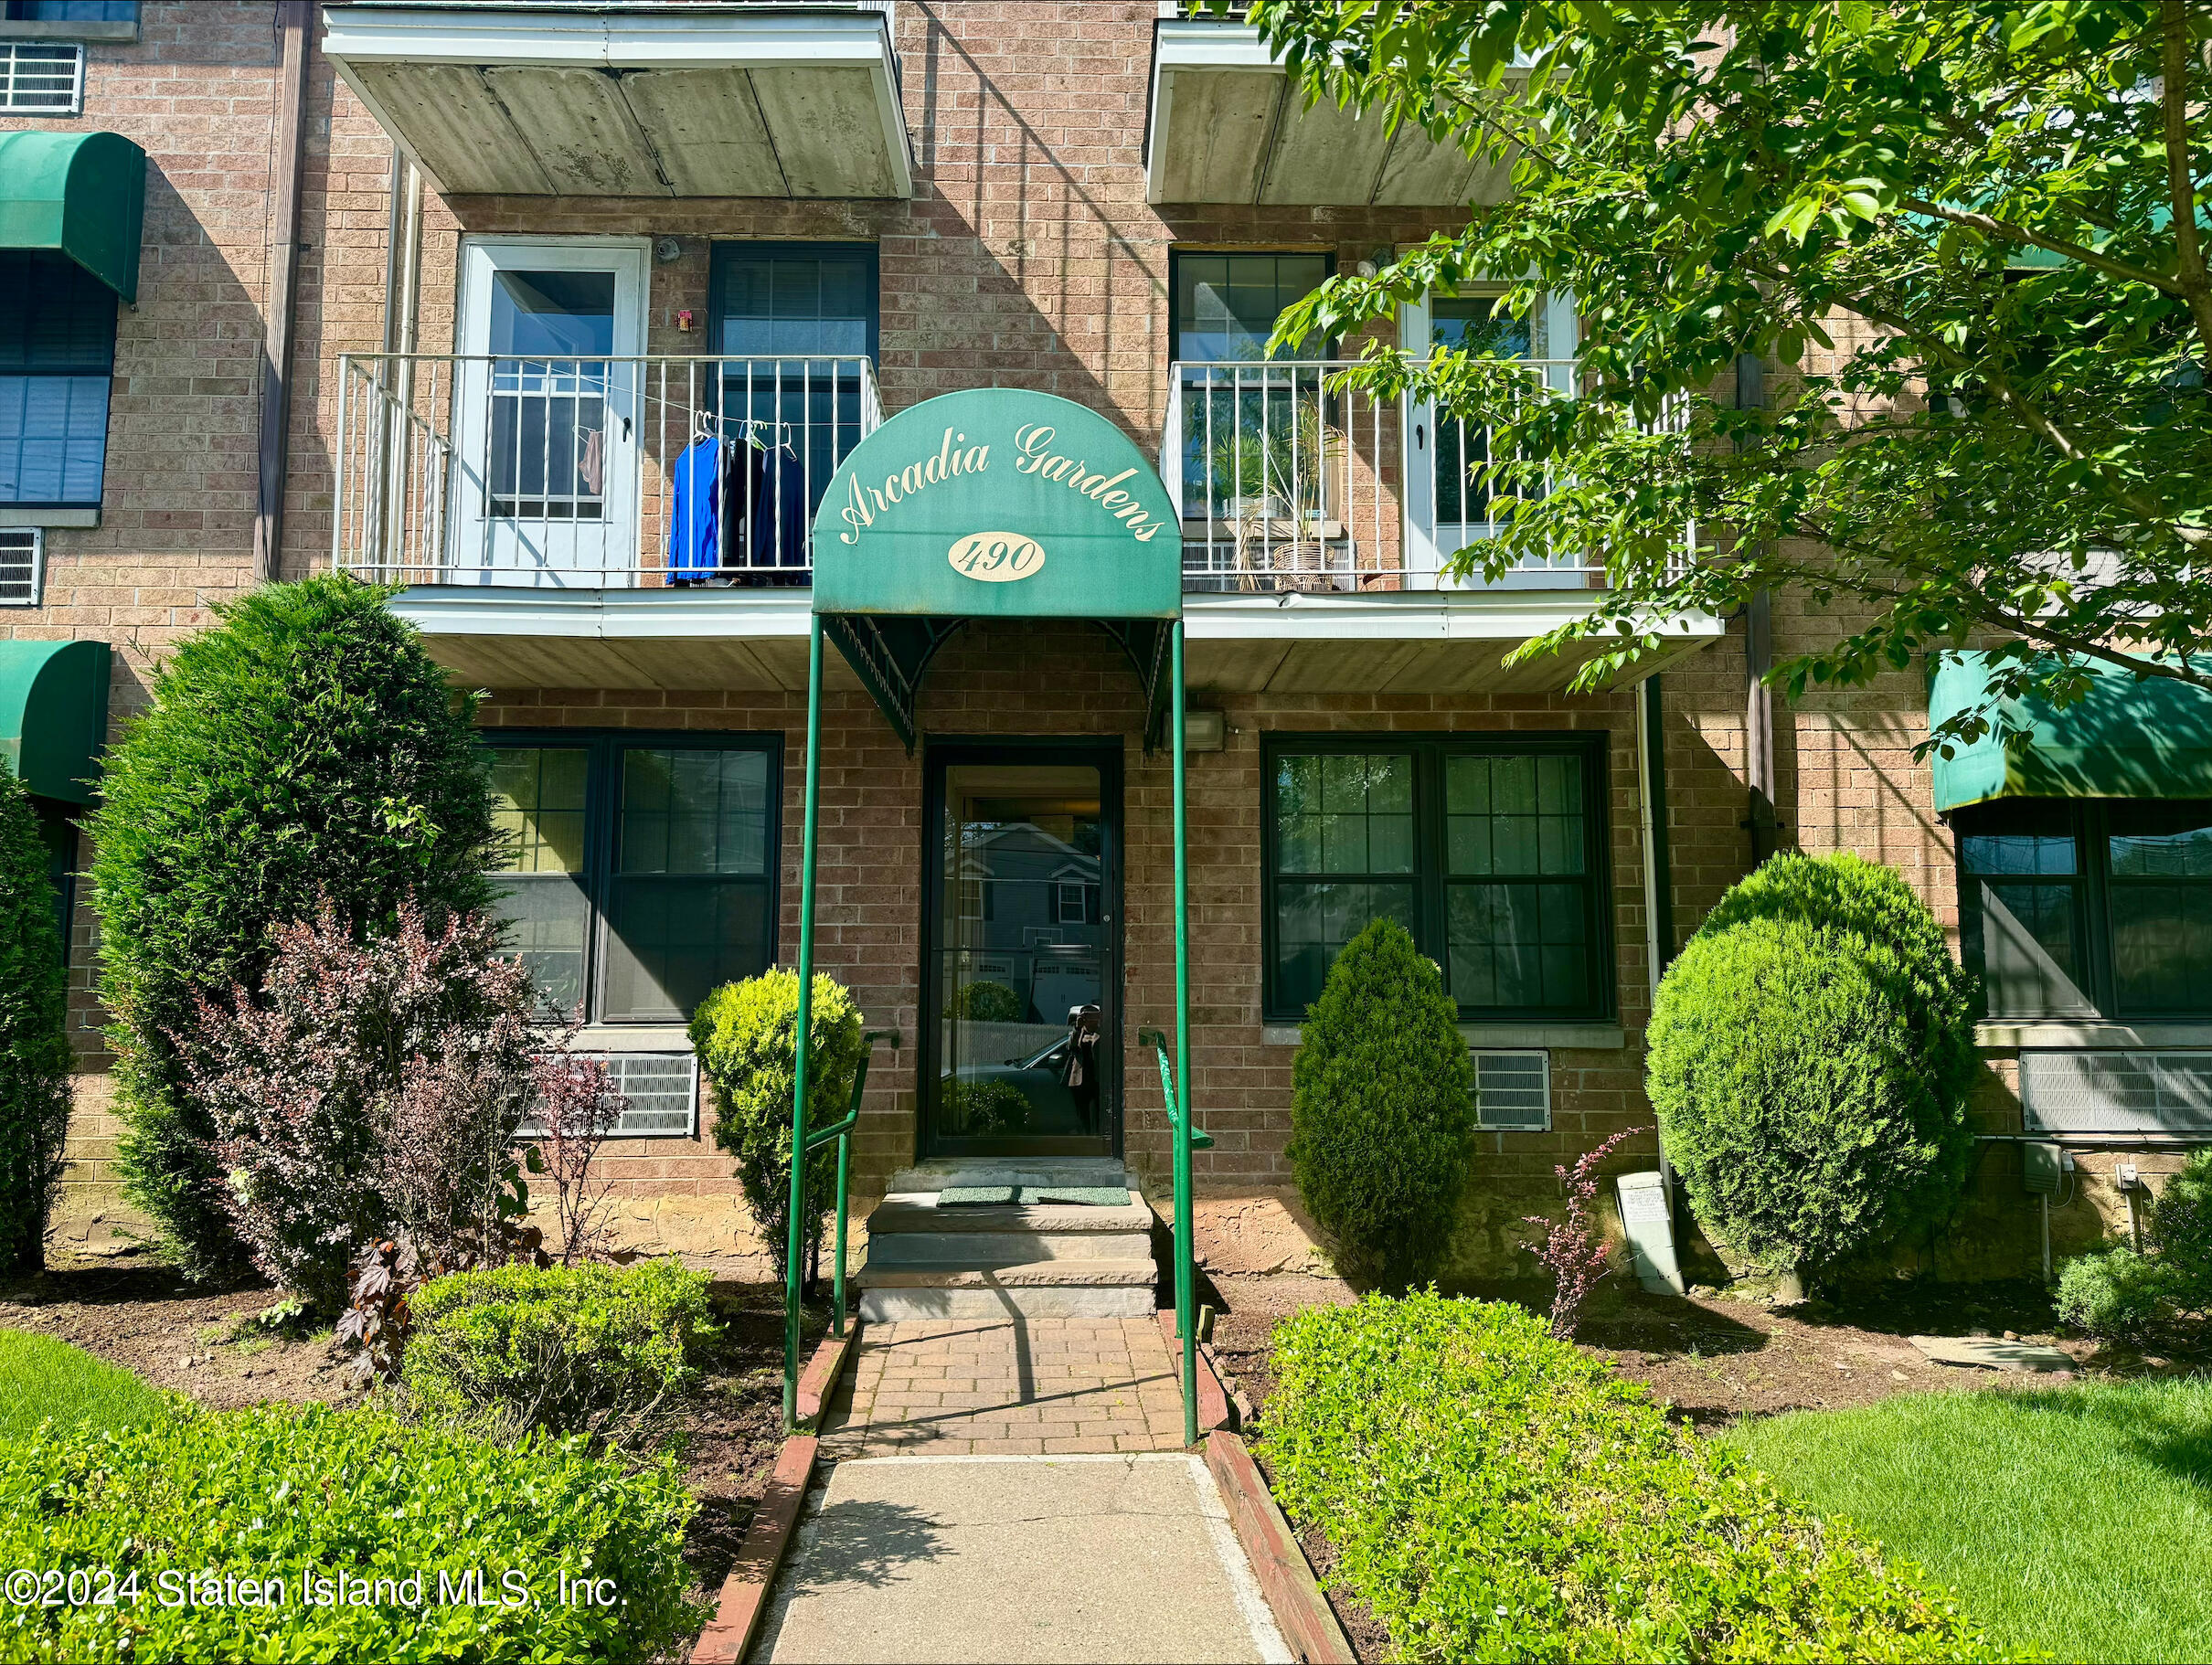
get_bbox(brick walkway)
[820,1317,1188,1457]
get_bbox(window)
[1263,735,1611,1022]
[1057,880,1090,925]
[485,733,780,1025]
[0,527,40,604]
[0,251,116,505]
[5,2,137,20]
[708,241,878,547]
[1956,799,2212,1020]
[1171,251,1330,364]
[0,40,81,111]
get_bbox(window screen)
[0,41,82,112]
[0,250,116,505]
[0,526,40,605]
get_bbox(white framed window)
[516,1051,698,1140]
[0,40,83,113]
[1057,880,1088,924]
[1399,285,1580,589]
[1471,1048,1550,1131]
[0,528,42,605]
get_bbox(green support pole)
[833,1131,851,1340]
[784,616,825,1431]
[1171,620,1196,1448]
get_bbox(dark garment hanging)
[747,445,811,586]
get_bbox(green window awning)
[1930,651,2212,812]
[0,639,112,804]
[0,131,146,303]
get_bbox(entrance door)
[452,238,648,586]
[922,743,1122,1158]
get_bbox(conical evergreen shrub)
[1290,917,1475,1290]
[89,576,497,1280]
[0,764,71,1270]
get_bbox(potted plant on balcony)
[1200,396,1345,592]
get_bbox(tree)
[1249,0,2211,751]
[0,765,71,1271]
[89,576,498,1280]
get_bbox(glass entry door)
[922,748,1121,1158]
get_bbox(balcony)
[1164,358,1601,595]
[342,351,1721,695]
[321,3,912,198]
[1146,16,1514,207]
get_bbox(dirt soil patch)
[0,1256,354,1410]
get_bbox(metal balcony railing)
[333,354,881,588]
[1164,357,1687,592]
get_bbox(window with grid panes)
[0,250,116,504]
[484,734,780,1024]
[1264,736,1611,1022]
[1955,799,2212,1021]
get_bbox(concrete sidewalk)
[749,1454,1292,1664]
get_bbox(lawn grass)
[1727,1376,2212,1664]
[0,1329,170,1443]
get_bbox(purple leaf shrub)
[1523,1126,1648,1340]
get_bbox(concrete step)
[868,1193,1154,1235]
[867,1230,1151,1267]
[856,1260,1159,1321]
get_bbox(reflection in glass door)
[924,753,1120,1157]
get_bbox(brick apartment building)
[5,0,2204,1287]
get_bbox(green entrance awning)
[1930,651,2212,812]
[0,639,112,803]
[0,131,146,303]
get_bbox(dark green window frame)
[1954,798,2212,1021]
[1260,732,1615,1024]
[483,729,782,1025]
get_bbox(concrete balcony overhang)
[386,586,1722,696]
[1145,18,1513,207]
[321,2,912,199]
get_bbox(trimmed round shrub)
[1261,1291,2005,1661]
[691,967,868,1279]
[1290,917,1476,1290]
[89,575,497,1280]
[2150,1147,2212,1303]
[0,764,70,1271]
[1648,854,1977,1276]
[953,979,1024,1023]
[2056,1245,2183,1347]
[404,1257,718,1448]
[0,1402,709,1662]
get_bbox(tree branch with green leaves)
[1246,0,2211,754]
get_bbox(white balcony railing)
[333,354,881,588]
[1164,358,1620,593]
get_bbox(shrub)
[175,898,537,1310]
[89,575,498,1280]
[941,1076,1032,1134]
[1289,918,1475,1289]
[1647,854,1977,1277]
[403,1257,717,1448]
[1521,1126,1643,1338]
[2150,1147,2212,1304]
[2056,1245,2184,1347]
[691,968,867,1280]
[1261,1291,2009,1662]
[953,980,1023,1023]
[0,764,70,1272]
[0,1402,709,1662]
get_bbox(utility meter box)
[2022,1140,2064,1196]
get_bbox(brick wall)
[20,1,2113,1280]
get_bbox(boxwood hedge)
[0,1401,708,1662]
[1260,1292,2013,1662]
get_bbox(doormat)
[937,1186,1133,1208]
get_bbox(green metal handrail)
[1141,1026,1208,1447]
[782,1025,899,1429]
